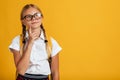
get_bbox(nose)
[31,15,36,21]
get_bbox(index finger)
[29,26,32,34]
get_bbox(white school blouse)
[9,31,62,75]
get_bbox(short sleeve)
[9,35,20,52]
[51,37,62,57]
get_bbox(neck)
[31,26,41,37]
[31,26,40,31]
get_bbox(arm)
[51,54,60,80]
[10,41,33,75]
[10,27,39,75]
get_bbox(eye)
[26,15,32,18]
[35,13,41,17]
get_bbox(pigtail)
[19,24,26,55]
[40,24,52,58]
[22,24,26,44]
[40,24,48,43]
[40,24,53,80]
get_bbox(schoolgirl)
[9,4,62,80]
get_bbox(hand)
[28,26,39,43]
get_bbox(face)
[22,7,42,29]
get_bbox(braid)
[22,24,26,44]
[40,24,52,60]
[40,24,48,43]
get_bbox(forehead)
[23,7,40,15]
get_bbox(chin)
[31,25,40,29]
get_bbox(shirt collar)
[25,30,45,40]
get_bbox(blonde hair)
[20,4,43,20]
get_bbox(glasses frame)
[22,13,42,21]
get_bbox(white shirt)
[9,31,62,75]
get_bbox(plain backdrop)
[0,0,120,80]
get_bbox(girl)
[9,4,62,80]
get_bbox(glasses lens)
[34,13,41,19]
[24,15,32,21]
[23,13,42,21]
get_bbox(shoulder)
[50,37,59,44]
[13,35,20,40]
[49,36,62,57]
[11,35,21,43]
[9,35,21,51]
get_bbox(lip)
[31,22,38,24]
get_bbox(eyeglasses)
[22,13,42,21]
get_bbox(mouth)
[31,22,38,24]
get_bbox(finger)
[32,33,38,38]
[29,26,32,34]
[31,34,38,40]
[33,36,39,40]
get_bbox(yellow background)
[0,0,120,80]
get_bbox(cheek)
[36,19,42,25]
[39,20,42,24]
[38,17,42,22]
[23,21,31,27]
